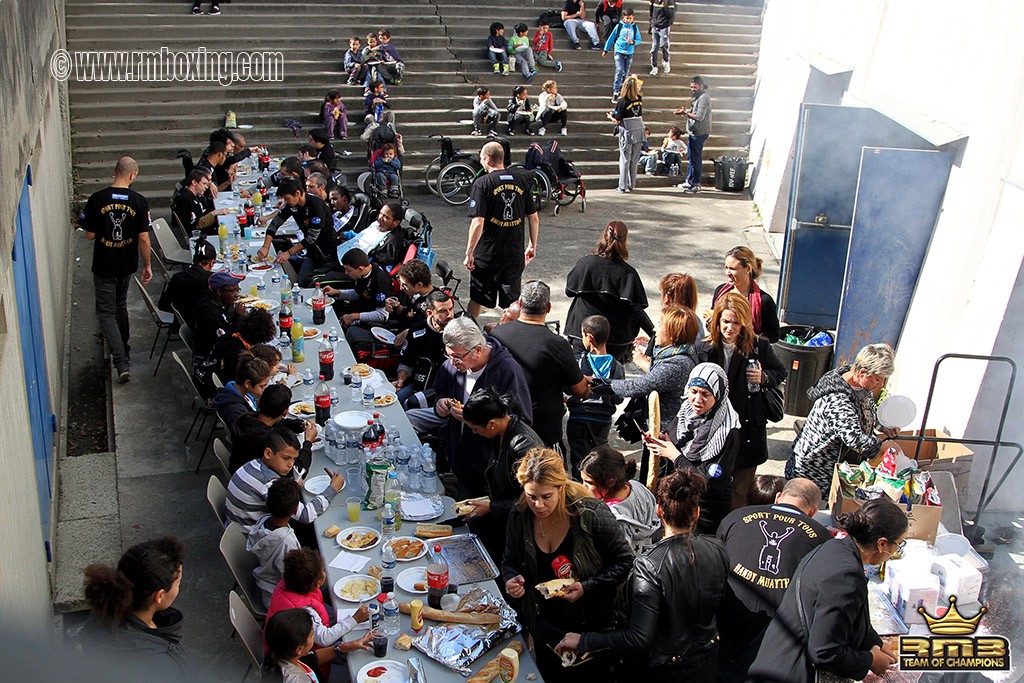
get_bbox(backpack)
[538,9,563,28]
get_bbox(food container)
[428,534,499,585]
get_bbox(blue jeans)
[613,52,633,97]
[686,133,708,188]
[488,50,508,66]
[650,27,671,67]
[94,273,132,369]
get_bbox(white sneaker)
[663,62,671,73]
[649,66,658,76]
[560,127,568,136]
[537,127,546,136]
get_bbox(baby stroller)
[524,139,586,215]
[357,122,407,210]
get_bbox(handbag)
[762,383,785,423]
[614,395,647,443]
[793,573,856,683]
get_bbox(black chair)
[176,149,194,176]
[434,259,464,312]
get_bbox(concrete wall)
[0,0,73,635]
[751,0,1024,511]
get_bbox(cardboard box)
[828,465,944,544]
[873,430,974,500]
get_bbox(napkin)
[362,373,386,391]
[403,496,438,519]
[329,550,371,573]
[337,607,371,631]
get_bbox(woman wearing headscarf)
[646,362,740,534]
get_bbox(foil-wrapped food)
[411,587,521,675]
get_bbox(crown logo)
[919,596,986,636]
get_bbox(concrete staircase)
[66,0,759,207]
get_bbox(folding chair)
[152,217,191,267]
[207,474,228,528]
[213,437,232,482]
[133,276,176,376]
[151,249,173,292]
[172,351,218,468]
[178,322,195,357]
[229,590,265,682]
[220,523,267,620]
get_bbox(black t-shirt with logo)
[270,194,337,267]
[172,186,210,234]
[562,0,584,16]
[352,263,394,313]
[467,168,537,269]
[81,187,151,277]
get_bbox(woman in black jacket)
[556,469,729,682]
[747,498,905,683]
[503,448,633,683]
[711,245,780,343]
[460,388,544,562]
[697,292,786,509]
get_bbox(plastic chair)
[213,438,232,482]
[133,276,176,376]
[229,590,265,681]
[219,523,267,621]
[207,475,228,528]
[178,322,195,357]
[151,217,191,266]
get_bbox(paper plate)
[356,660,407,683]
[303,474,331,495]
[288,401,316,419]
[877,395,917,429]
[371,327,396,344]
[396,566,427,594]
[336,526,381,551]
[334,574,382,604]
[334,410,372,430]
[372,391,398,408]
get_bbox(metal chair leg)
[149,325,161,359]
[185,410,201,442]
[154,328,172,376]
[195,421,215,473]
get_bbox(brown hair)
[580,445,638,494]
[592,221,629,261]
[655,470,706,530]
[659,272,698,310]
[282,548,324,594]
[725,246,763,281]
[706,291,756,356]
[659,305,700,347]
[515,448,591,516]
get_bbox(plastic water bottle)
[303,368,315,400]
[362,383,375,408]
[380,544,397,594]
[255,276,266,297]
[350,373,363,403]
[323,420,340,465]
[291,283,302,307]
[421,461,441,499]
[271,269,282,291]
[747,359,761,393]
[407,458,423,494]
[330,386,339,407]
[328,326,339,345]
[670,162,680,177]
[385,470,402,531]
[383,592,400,636]
[381,503,396,541]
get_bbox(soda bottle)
[259,147,271,172]
[370,594,385,630]
[385,469,402,531]
[427,545,449,609]
[380,544,396,594]
[312,284,327,325]
[291,320,305,363]
[237,211,248,233]
[278,298,293,337]
[381,503,396,541]
[383,592,400,636]
[314,375,331,425]
[372,413,386,447]
[362,419,377,452]
[318,334,335,381]
[244,199,255,224]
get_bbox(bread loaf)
[323,525,341,538]
[398,601,501,625]
[647,391,661,491]
[467,640,525,683]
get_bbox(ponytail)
[462,388,521,425]
[84,536,184,625]
[263,609,314,680]
[836,498,908,546]
[579,445,635,493]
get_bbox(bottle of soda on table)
[278,297,293,337]
[427,545,449,609]
[314,375,331,425]
[312,284,327,325]
[318,334,335,381]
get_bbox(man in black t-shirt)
[393,290,454,408]
[172,169,228,235]
[464,141,539,320]
[490,280,589,449]
[716,477,830,681]
[324,248,393,330]
[80,156,152,383]
[158,239,216,324]
[256,178,338,287]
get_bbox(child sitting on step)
[487,22,510,76]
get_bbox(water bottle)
[407,458,423,494]
[255,276,266,297]
[330,386,339,407]
[747,359,761,393]
[362,383,375,408]
[278,330,290,351]
[350,373,363,403]
[383,592,400,636]
[303,368,315,401]
[380,544,397,593]
[421,461,441,499]
[324,420,340,465]
[670,162,680,177]
[381,503,396,541]
[291,283,302,306]
[385,469,402,531]
[271,269,282,290]
[328,326,339,345]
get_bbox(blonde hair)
[853,343,895,377]
[542,80,557,93]
[620,75,643,101]
[516,448,590,516]
[659,305,700,347]
[706,292,756,356]
[725,246,764,281]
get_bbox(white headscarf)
[675,362,740,463]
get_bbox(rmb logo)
[899,596,1010,671]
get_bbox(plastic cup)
[250,284,259,298]
[347,466,364,494]
[347,497,362,523]
[371,629,388,657]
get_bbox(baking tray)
[428,534,498,585]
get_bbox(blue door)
[12,166,55,559]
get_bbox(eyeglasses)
[892,539,906,554]
[446,347,475,363]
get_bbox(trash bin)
[714,157,749,192]
[772,325,834,417]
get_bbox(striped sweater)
[225,460,338,534]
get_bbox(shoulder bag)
[763,383,785,423]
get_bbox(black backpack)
[538,9,563,28]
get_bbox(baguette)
[452,497,489,517]
[647,391,661,491]
[398,601,501,625]
[323,525,341,539]
[415,523,453,539]
[467,640,525,683]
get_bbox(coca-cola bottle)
[318,334,335,381]
[312,283,327,325]
[426,545,449,609]
[237,211,248,231]
[372,412,386,447]
[279,296,293,337]
[258,146,271,172]
[315,375,331,425]
[244,199,255,224]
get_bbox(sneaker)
[471,129,482,136]
[393,79,401,85]
[507,129,515,136]
[616,188,627,193]
[526,70,537,82]
[555,61,563,72]
[525,129,536,136]
[571,42,581,50]
[560,127,568,136]
[663,61,671,73]
[487,129,499,138]
[191,6,202,14]
[209,5,221,14]
[502,65,509,76]
[493,63,500,73]
[676,182,693,190]
[611,96,618,103]
[117,367,131,384]
[685,184,700,194]
[347,78,358,85]
[388,188,400,198]
[649,66,658,76]
[537,127,546,136]
[591,44,602,50]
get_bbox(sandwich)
[323,525,341,539]
[452,497,489,517]
[535,578,574,599]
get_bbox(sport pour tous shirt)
[467,168,537,268]
[81,187,151,277]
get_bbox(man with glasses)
[393,290,455,408]
[407,317,532,498]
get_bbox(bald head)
[777,478,822,517]
[480,141,505,169]
[114,156,139,181]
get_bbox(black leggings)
[540,109,568,129]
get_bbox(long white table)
[271,288,542,683]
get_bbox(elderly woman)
[711,245,780,342]
[564,220,650,361]
[646,362,740,534]
[556,469,729,682]
[786,343,899,496]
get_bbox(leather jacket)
[579,532,729,669]
[486,415,544,522]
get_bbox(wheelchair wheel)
[437,161,477,205]
[527,169,551,211]
[554,180,581,207]
[424,156,441,196]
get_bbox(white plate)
[333,574,382,604]
[356,660,407,683]
[288,401,316,419]
[310,422,325,451]
[303,327,322,340]
[335,410,373,430]
[273,372,304,388]
[249,262,274,273]
[303,474,331,494]
[385,536,427,562]
[336,526,381,551]
[247,299,280,312]
[877,395,917,429]
[396,566,427,594]
[371,327,396,344]
[372,391,398,408]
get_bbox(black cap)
[194,238,218,262]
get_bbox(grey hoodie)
[247,515,301,608]
[608,481,660,554]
